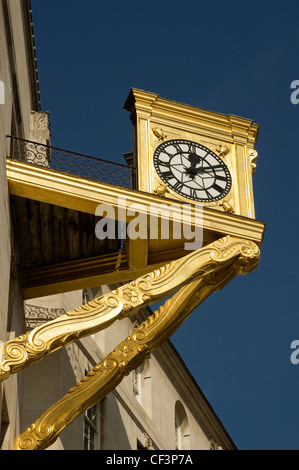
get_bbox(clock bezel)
[153,139,232,203]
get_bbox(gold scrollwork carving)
[0,236,260,385]
[249,149,258,174]
[14,265,240,451]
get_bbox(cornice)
[124,88,259,144]
[21,0,41,111]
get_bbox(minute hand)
[186,164,224,175]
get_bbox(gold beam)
[21,246,194,300]
[126,238,149,271]
[13,267,238,451]
[21,251,130,299]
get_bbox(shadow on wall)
[102,392,131,450]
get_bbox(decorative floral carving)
[31,111,50,130]
[143,433,154,450]
[122,288,139,303]
[210,439,223,450]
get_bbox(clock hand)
[186,164,225,175]
[185,152,225,178]
[185,152,203,178]
[188,152,201,169]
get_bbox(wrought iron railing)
[25,304,65,330]
[7,135,136,189]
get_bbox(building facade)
[0,0,237,450]
[0,0,45,449]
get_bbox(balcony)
[7,135,136,189]
[6,136,137,299]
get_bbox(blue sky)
[31,0,299,450]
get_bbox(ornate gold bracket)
[14,267,239,450]
[0,236,259,385]
[8,235,260,450]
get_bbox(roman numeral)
[204,189,213,199]
[215,175,227,182]
[173,181,184,192]
[172,142,183,153]
[161,170,173,179]
[187,142,197,154]
[158,161,170,169]
[212,183,224,194]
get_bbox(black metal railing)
[7,135,136,189]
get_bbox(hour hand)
[185,153,202,178]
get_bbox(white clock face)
[153,139,232,202]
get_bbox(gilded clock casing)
[124,88,259,219]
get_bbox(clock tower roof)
[124,88,259,145]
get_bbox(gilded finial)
[249,149,258,174]
[219,200,234,213]
[154,184,169,196]
[152,127,167,141]
[215,144,229,158]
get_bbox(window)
[82,287,100,305]
[83,405,98,450]
[83,399,106,450]
[82,288,92,304]
[175,401,191,450]
[132,359,152,415]
[133,365,142,403]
